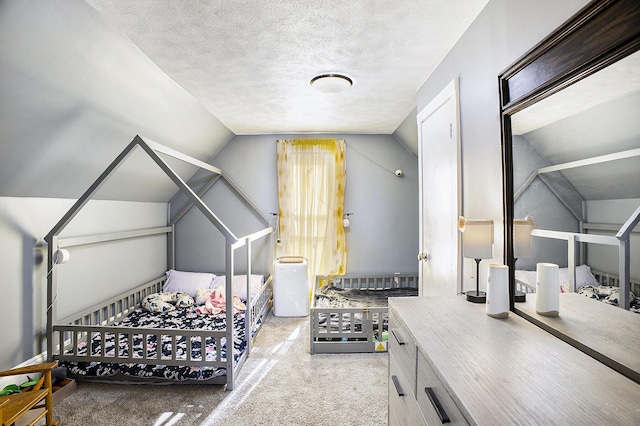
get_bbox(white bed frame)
[514,145,640,309]
[517,268,640,298]
[516,220,640,309]
[45,136,274,390]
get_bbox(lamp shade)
[513,218,535,258]
[459,218,494,259]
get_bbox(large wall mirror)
[500,0,640,381]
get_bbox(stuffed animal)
[142,291,194,313]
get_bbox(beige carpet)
[51,313,389,425]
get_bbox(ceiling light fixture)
[310,73,353,93]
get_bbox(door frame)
[417,78,463,296]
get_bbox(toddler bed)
[45,136,276,390]
[54,272,272,384]
[310,273,418,354]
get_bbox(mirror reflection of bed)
[510,50,640,382]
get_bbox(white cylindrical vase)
[536,262,559,317]
[486,264,509,318]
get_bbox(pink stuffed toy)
[196,290,246,315]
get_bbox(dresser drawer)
[389,352,426,426]
[416,349,468,425]
[389,308,416,392]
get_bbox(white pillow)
[163,269,217,298]
[515,270,537,291]
[210,274,265,301]
[517,264,600,292]
[559,264,600,290]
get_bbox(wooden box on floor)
[15,379,76,426]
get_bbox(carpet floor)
[51,313,389,425]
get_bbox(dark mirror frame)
[499,0,640,309]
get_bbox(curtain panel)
[276,138,346,277]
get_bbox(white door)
[417,79,462,296]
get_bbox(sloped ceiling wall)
[513,50,640,202]
[0,0,234,202]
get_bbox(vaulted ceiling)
[0,0,489,201]
[85,0,490,135]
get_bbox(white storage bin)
[273,257,310,317]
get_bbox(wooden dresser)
[388,296,640,425]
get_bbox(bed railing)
[530,221,636,308]
[516,269,640,298]
[310,273,419,354]
[52,274,272,370]
[55,326,228,367]
[51,276,229,368]
[315,274,419,291]
[592,270,640,297]
[57,277,164,328]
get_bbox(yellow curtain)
[276,138,346,278]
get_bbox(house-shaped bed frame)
[44,135,274,390]
[514,148,640,309]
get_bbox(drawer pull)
[425,387,450,424]
[391,329,405,346]
[391,375,405,397]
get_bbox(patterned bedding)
[314,285,418,309]
[314,285,418,335]
[61,306,248,381]
[578,285,640,314]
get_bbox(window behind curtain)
[276,138,346,278]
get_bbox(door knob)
[417,252,430,262]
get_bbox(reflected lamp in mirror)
[514,216,535,259]
[458,217,494,303]
[513,216,535,302]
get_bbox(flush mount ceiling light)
[310,73,353,93]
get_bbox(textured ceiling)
[85,0,490,135]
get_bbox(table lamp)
[459,217,494,303]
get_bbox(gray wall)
[416,0,590,289]
[513,135,579,270]
[0,198,166,370]
[393,107,419,156]
[0,0,234,202]
[174,134,419,275]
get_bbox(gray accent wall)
[0,0,234,202]
[393,107,419,156]
[513,135,579,270]
[174,134,419,275]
